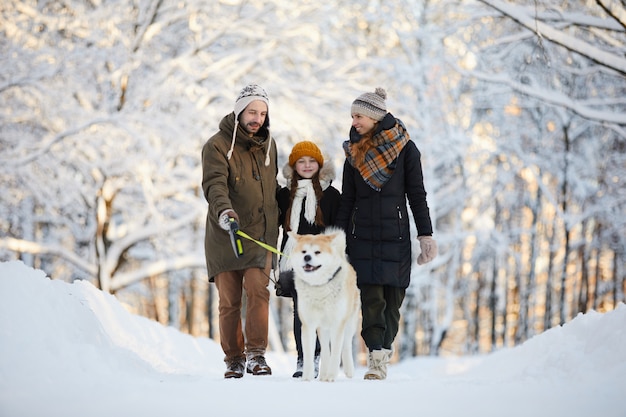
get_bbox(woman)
[336,87,438,380]
[277,141,342,378]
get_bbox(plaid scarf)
[343,118,410,191]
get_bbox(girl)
[277,141,341,378]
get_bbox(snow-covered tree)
[1,0,623,356]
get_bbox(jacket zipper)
[397,206,403,240]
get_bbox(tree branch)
[465,67,626,126]
[595,0,626,31]
[478,0,626,76]
[109,254,206,292]
[0,237,97,276]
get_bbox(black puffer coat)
[336,114,433,288]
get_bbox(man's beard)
[243,122,261,134]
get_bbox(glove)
[417,236,437,265]
[275,270,295,298]
[218,209,239,231]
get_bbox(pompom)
[374,87,387,100]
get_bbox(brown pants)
[214,252,271,362]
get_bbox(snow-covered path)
[1,260,624,417]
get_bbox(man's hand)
[219,209,239,231]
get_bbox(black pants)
[292,291,321,360]
[278,270,321,360]
[359,284,406,351]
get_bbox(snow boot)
[292,354,320,378]
[314,353,320,378]
[364,349,391,380]
[292,357,304,378]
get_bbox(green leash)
[236,229,288,257]
[228,217,287,258]
[227,218,286,287]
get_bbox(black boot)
[292,357,303,378]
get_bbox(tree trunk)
[577,220,590,313]
[472,272,483,353]
[559,125,571,326]
[518,182,541,342]
[544,215,557,332]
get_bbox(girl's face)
[351,113,377,135]
[294,156,320,179]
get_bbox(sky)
[1,260,625,417]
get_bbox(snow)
[1,260,624,417]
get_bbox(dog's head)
[287,228,347,286]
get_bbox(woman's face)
[294,156,320,179]
[351,113,377,135]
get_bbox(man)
[201,84,279,378]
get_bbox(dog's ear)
[330,229,346,250]
[287,231,299,240]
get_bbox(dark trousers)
[292,291,321,360]
[359,284,406,351]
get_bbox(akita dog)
[288,228,361,382]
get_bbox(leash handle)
[228,218,244,258]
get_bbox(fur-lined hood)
[282,161,336,190]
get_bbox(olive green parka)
[201,112,279,281]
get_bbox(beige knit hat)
[351,87,387,121]
[228,84,272,165]
[234,84,269,119]
[289,141,324,167]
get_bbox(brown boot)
[224,356,245,379]
[246,355,272,376]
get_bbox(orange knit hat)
[288,141,324,167]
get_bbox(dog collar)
[328,266,342,283]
